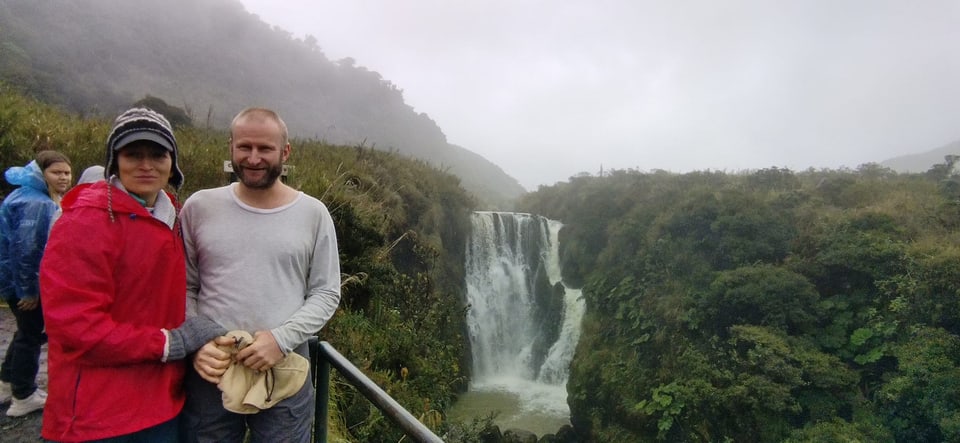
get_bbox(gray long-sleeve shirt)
[181,184,341,353]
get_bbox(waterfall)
[465,211,585,392]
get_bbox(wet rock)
[555,424,580,442]
[479,424,503,443]
[503,428,538,443]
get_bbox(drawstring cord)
[107,183,115,223]
[264,368,276,402]
[232,334,277,403]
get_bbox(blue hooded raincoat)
[0,160,58,303]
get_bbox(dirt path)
[0,303,46,442]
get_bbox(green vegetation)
[0,85,476,441]
[518,164,960,442]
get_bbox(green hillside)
[0,0,525,208]
[517,163,960,442]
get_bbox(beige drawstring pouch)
[216,330,310,414]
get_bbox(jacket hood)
[62,180,149,217]
[4,160,48,194]
[61,179,179,229]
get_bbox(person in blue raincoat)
[0,150,72,417]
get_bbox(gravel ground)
[0,303,46,442]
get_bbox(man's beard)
[234,161,283,189]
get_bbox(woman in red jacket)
[39,108,224,442]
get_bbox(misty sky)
[239,0,960,190]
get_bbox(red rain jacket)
[39,181,186,442]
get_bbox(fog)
[239,0,960,189]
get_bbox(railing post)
[309,336,328,443]
[316,355,330,443]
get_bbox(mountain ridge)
[0,0,525,207]
[881,139,960,173]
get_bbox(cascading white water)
[536,215,584,386]
[461,211,585,427]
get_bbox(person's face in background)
[43,161,72,196]
[117,142,172,206]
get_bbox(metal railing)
[309,338,444,443]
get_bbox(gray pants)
[180,346,315,443]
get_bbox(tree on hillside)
[132,95,192,128]
[927,154,960,181]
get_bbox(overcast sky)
[239,0,960,190]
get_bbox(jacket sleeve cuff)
[160,329,171,362]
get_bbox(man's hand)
[235,330,284,372]
[17,298,39,311]
[192,336,233,383]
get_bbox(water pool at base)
[446,378,572,437]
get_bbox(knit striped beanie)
[104,107,184,189]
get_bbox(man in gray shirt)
[180,107,341,443]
